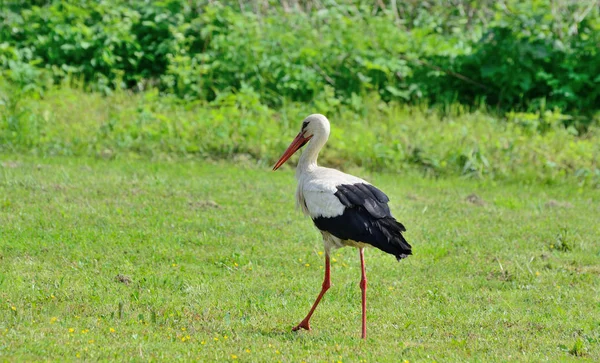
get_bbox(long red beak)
[273,132,312,170]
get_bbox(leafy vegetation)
[1,0,600,124]
[1,157,599,360]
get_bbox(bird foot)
[292,321,311,332]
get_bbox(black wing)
[312,183,412,261]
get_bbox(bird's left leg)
[359,248,367,339]
[292,254,331,332]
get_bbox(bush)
[1,0,599,123]
[446,1,600,126]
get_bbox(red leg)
[359,248,367,339]
[292,254,331,332]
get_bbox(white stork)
[273,114,412,339]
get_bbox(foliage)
[1,0,599,123]
[1,85,598,187]
[446,1,600,126]
[0,1,183,92]
[1,157,599,360]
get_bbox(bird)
[272,114,412,339]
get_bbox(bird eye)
[302,121,309,129]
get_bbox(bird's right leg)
[292,254,331,331]
[359,248,367,339]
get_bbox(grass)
[0,155,599,361]
[2,85,599,186]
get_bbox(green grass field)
[1,156,599,361]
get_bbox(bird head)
[272,114,330,170]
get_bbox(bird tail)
[376,218,412,261]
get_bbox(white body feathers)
[296,166,368,218]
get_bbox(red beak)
[273,132,312,170]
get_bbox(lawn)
[0,156,599,361]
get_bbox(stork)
[273,114,412,339]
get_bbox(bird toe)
[292,322,311,331]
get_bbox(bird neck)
[296,131,328,177]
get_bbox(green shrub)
[1,0,599,122]
[446,1,600,125]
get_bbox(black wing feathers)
[313,183,412,261]
[336,184,390,218]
